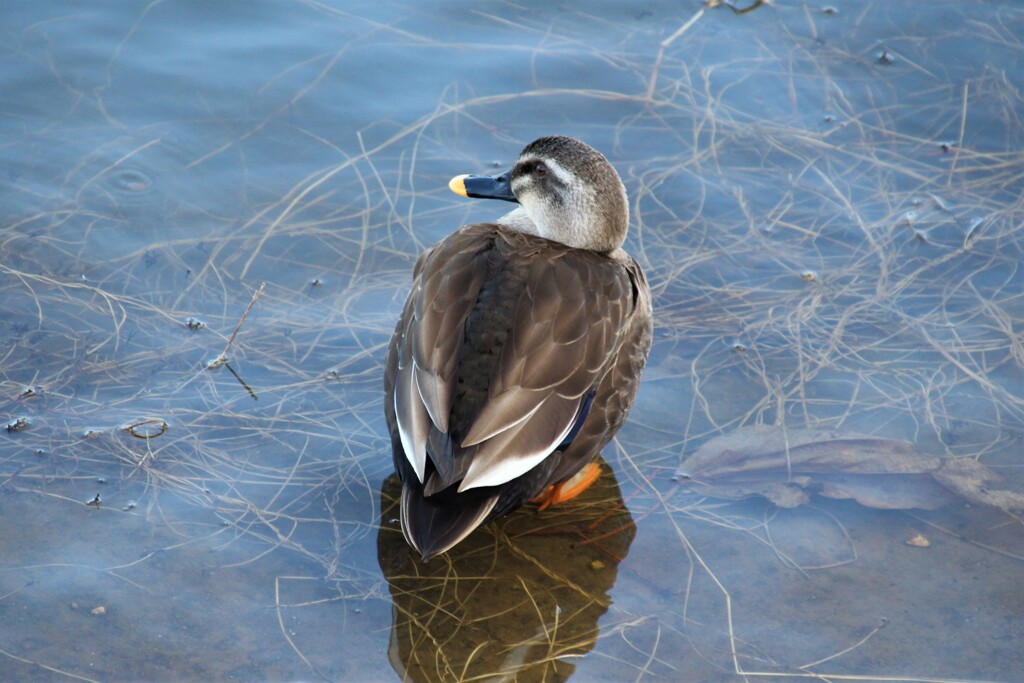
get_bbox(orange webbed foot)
[531,462,601,511]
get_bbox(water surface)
[1,2,1022,681]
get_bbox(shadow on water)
[1,1,1022,681]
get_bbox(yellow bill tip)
[448,174,469,197]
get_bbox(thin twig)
[207,282,266,369]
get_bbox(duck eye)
[535,163,547,177]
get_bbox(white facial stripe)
[538,157,574,187]
[516,155,576,188]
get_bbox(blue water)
[2,1,1022,681]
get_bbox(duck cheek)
[516,193,542,232]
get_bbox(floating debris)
[17,387,40,400]
[109,168,152,194]
[5,417,29,433]
[906,534,930,548]
[927,193,951,213]
[708,0,770,15]
[963,217,983,248]
[124,418,168,440]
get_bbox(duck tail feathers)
[400,483,499,561]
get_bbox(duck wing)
[454,238,642,491]
[388,224,645,493]
[546,252,652,486]
[388,228,492,484]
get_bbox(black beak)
[448,171,518,203]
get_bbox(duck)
[383,136,652,560]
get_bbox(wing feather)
[394,361,429,482]
[458,243,635,487]
[391,228,493,481]
[459,394,580,491]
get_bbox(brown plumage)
[383,136,652,560]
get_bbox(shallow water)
[2,2,1022,681]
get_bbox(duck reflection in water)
[377,456,636,682]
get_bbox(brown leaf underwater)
[676,425,1024,512]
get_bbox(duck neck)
[496,207,541,237]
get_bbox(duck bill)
[448,172,518,203]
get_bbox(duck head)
[449,136,629,252]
